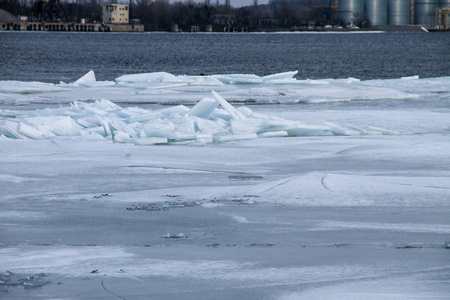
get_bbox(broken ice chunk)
[97,116,112,137]
[257,131,288,138]
[141,119,176,137]
[188,98,219,118]
[115,72,184,84]
[18,122,44,139]
[214,133,257,142]
[230,118,266,135]
[235,106,254,117]
[195,134,214,144]
[165,233,186,239]
[177,75,224,86]
[212,91,245,120]
[127,137,168,145]
[113,131,131,143]
[193,117,230,135]
[46,116,81,136]
[286,125,329,136]
[262,71,298,83]
[401,75,419,80]
[4,120,26,139]
[157,105,190,115]
[22,273,51,288]
[74,70,96,84]
[211,74,263,84]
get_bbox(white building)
[103,4,129,24]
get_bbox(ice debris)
[0,91,397,144]
[0,271,50,288]
[164,233,186,239]
[0,70,431,105]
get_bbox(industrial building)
[102,4,129,25]
[0,1,143,32]
[338,0,450,29]
[336,0,450,29]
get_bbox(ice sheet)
[1,70,449,300]
[0,81,68,94]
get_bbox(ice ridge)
[0,92,396,144]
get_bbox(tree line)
[1,0,338,31]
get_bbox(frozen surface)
[1,76,408,144]
[0,71,449,299]
[2,70,448,106]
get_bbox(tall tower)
[331,0,338,25]
[31,0,67,22]
[252,0,258,27]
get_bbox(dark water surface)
[1,31,449,83]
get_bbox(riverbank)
[0,21,144,32]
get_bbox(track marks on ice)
[2,245,449,295]
[310,221,450,234]
[251,172,450,207]
[320,174,329,190]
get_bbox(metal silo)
[440,0,450,8]
[339,0,365,25]
[415,0,440,26]
[388,0,411,25]
[439,0,450,28]
[365,0,388,25]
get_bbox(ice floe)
[0,81,68,94]
[2,70,447,105]
[0,70,448,143]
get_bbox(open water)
[1,31,449,83]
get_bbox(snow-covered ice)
[0,71,449,299]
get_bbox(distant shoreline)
[1,22,437,33]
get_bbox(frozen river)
[1,32,450,299]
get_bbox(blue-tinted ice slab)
[177,75,224,86]
[212,91,245,120]
[116,72,184,84]
[74,70,96,84]
[211,74,263,84]
[188,98,219,118]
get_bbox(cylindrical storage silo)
[440,0,450,8]
[388,0,411,25]
[339,0,365,25]
[439,0,450,28]
[415,0,440,26]
[365,0,388,25]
